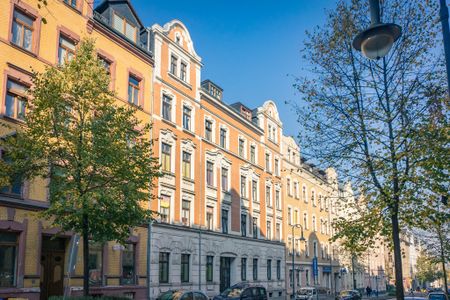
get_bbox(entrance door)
[40,236,66,300]
[220,257,231,292]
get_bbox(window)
[289,269,293,287]
[206,256,213,282]
[182,200,190,226]
[305,240,310,257]
[312,216,316,232]
[221,209,228,234]
[206,161,214,186]
[274,159,279,176]
[240,176,247,198]
[180,62,187,81]
[182,152,191,179]
[252,217,258,239]
[287,179,291,196]
[221,168,228,191]
[311,190,316,206]
[265,153,270,171]
[160,195,170,223]
[266,186,271,207]
[128,75,140,106]
[162,95,172,121]
[5,79,26,121]
[205,120,212,141]
[250,145,256,164]
[0,150,22,195]
[238,139,245,157]
[0,232,18,287]
[276,223,281,240]
[241,214,247,237]
[206,206,214,230]
[252,180,257,202]
[64,0,77,8]
[183,106,191,130]
[161,143,171,172]
[58,35,75,64]
[287,208,292,225]
[253,258,258,280]
[220,128,227,148]
[113,13,136,42]
[294,182,299,198]
[88,242,102,286]
[11,9,33,51]
[313,241,318,257]
[267,259,272,280]
[241,258,247,281]
[305,269,310,285]
[170,55,177,75]
[121,244,135,285]
[266,221,272,240]
[181,254,190,282]
[294,209,298,224]
[303,213,308,229]
[275,190,280,209]
[303,186,307,202]
[276,260,281,280]
[159,252,170,283]
[98,56,112,77]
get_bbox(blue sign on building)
[312,257,318,277]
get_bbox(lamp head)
[353,23,401,60]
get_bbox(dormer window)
[112,13,137,42]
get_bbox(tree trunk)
[437,226,449,295]
[391,212,405,300]
[352,255,357,290]
[83,213,90,296]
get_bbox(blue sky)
[128,0,338,137]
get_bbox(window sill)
[182,128,195,137]
[206,185,217,190]
[168,72,192,90]
[9,42,37,58]
[0,191,23,199]
[162,118,176,128]
[1,114,26,125]
[182,177,195,183]
[162,171,176,177]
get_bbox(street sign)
[323,266,332,273]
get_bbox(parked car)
[157,289,209,300]
[213,283,267,300]
[296,287,317,300]
[336,290,361,300]
[428,292,449,300]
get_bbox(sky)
[127,0,338,138]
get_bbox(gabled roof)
[95,0,144,29]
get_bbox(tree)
[0,39,161,296]
[416,252,444,286]
[293,1,446,299]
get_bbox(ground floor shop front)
[0,204,286,300]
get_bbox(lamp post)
[440,0,450,96]
[290,224,306,300]
[353,0,402,59]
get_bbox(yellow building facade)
[281,136,340,296]
[0,0,153,299]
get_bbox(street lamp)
[353,0,402,60]
[290,223,306,300]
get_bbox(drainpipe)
[146,27,155,300]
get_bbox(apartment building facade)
[281,136,342,296]
[147,19,286,298]
[0,0,154,299]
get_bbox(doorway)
[220,257,232,292]
[40,236,67,300]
